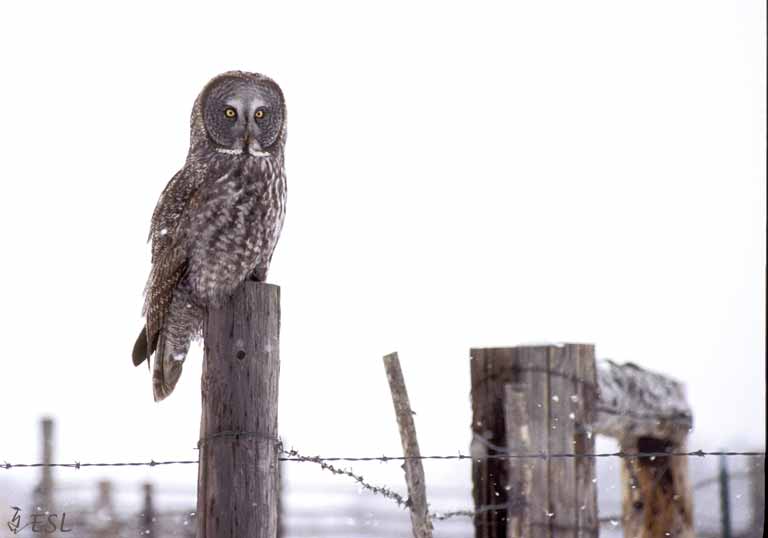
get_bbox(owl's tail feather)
[152,333,184,402]
[132,327,158,369]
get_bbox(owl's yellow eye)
[254,109,265,120]
[224,107,237,119]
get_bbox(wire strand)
[3,449,763,469]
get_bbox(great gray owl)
[132,71,287,401]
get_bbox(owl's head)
[191,71,286,158]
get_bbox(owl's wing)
[133,168,198,367]
[148,169,196,262]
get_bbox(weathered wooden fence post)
[470,344,598,538]
[33,417,55,513]
[140,483,155,537]
[718,453,733,538]
[383,352,433,538]
[92,480,120,538]
[746,453,765,538]
[594,360,694,538]
[197,282,281,538]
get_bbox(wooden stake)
[383,352,433,538]
[197,282,281,538]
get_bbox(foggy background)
[0,0,764,535]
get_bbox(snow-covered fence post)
[593,360,694,538]
[196,282,281,538]
[470,344,598,538]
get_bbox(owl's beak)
[245,136,268,159]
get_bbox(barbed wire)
[3,449,764,470]
[278,445,409,508]
[3,356,759,530]
[1,459,199,469]
[3,438,763,524]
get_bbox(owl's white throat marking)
[215,147,271,158]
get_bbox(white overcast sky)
[0,0,765,495]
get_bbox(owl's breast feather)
[185,157,285,303]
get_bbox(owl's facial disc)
[202,77,284,157]
[223,95,269,156]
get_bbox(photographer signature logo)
[7,506,72,534]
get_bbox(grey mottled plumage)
[132,71,287,401]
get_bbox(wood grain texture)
[197,282,280,538]
[573,345,598,538]
[471,345,598,538]
[383,352,433,538]
[471,347,515,538]
[504,384,532,538]
[547,345,578,538]
[517,346,550,538]
[619,437,694,538]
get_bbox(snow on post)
[595,360,694,538]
